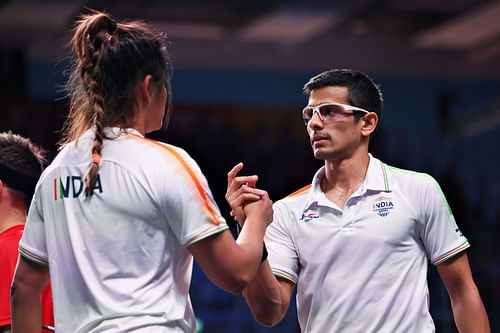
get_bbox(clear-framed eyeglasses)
[302,102,370,126]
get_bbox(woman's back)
[21,128,227,332]
[11,10,273,333]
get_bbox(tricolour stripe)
[59,178,64,199]
[130,134,221,225]
[272,268,297,285]
[286,185,311,199]
[381,163,390,191]
[19,246,49,267]
[53,178,57,201]
[432,241,470,266]
[186,225,229,246]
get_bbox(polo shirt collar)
[303,154,391,210]
[364,154,391,192]
[81,127,143,139]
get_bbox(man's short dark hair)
[303,69,384,122]
[0,131,45,197]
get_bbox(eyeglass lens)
[304,104,345,120]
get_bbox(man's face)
[305,86,365,161]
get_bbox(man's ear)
[360,113,378,137]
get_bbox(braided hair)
[62,10,172,196]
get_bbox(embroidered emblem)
[299,212,320,222]
[372,196,394,217]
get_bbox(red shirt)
[0,224,54,330]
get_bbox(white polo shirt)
[19,128,228,333]
[266,154,469,333]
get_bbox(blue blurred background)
[1,1,499,332]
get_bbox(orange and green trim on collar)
[381,163,390,191]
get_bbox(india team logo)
[372,196,394,217]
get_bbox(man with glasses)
[226,69,490,332]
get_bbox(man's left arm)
[436,252,490,333]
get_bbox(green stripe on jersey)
[19,249,49,267]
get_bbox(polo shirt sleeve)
[19,192,49,267]
[154,146,228,247]
[265,201,299,285]
[418,174,470,266]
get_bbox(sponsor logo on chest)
[299,212,320,223]
[372,196,394,217]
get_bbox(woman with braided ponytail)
[11,10,272,333]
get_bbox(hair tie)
[91,154,101,165]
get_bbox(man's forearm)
[452,287,490,333]
[243,261,290,327]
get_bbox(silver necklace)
[332,187,346,200]
[331,179,364,201]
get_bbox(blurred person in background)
[0,131,53,333]
[11,10,272,333]
[227,69,490,332]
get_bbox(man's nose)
[308,110,324,129]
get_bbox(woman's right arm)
[217,162,295,326]
[188,190,273,294]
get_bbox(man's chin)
[313,149,330,161]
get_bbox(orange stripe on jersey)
[53,178,57,201]
[129,134,221,225]
[286,184,311,198]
